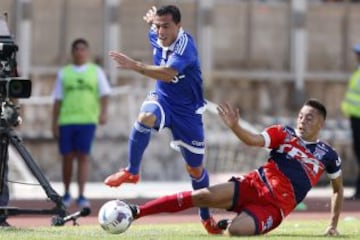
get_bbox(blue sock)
[191,169,211,220]
[127,122,151,174]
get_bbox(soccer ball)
[98,199,133,234]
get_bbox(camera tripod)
[0,102,88,226]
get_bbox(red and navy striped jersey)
[260,125,341,210]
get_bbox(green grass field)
[0,219,359,240]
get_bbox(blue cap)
[353,43,360,53]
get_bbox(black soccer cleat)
[217,219,231,230]
[128,204,140,219]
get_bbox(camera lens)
[10,80,22,93]
[8,79,31,98]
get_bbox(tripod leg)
[0,133,9,197]
[8,129,65,213]
[0,133,10,223]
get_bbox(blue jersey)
[148,27,205,115]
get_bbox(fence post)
[290,0,307,106]
[341,0,351,71]
[103,0,120,85]
[196,0,214,88]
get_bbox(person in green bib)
[52,38,111,208]
[341,43,360,200]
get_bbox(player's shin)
[138,191,193,218]
[191,169,211,220]
[127,122,151,174]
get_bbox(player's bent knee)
[137,112,156,127]
[228,224,256,236]
[228,213,257,236]
[228,227,254,236]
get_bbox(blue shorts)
[58,124,96,155]
[140,94,205,167]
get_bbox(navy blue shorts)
[58,124,96,155]
[140,94,205,167]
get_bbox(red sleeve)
[262,124,287,149]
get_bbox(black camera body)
[0,16,31,99]
[0,16,32,127]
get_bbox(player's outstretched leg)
[129,202,223,234]
[126,191,194,219]
[125,189,224,235]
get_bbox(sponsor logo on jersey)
[191,140,205,147]
[277,143,324,176]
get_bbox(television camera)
[0,15,87,226]
[0,16,31,127]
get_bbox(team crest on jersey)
[313,147,326,160]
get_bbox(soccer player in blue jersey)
[104,5,222,234]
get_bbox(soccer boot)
[127,204,140,219]
[217,219,231,230]
[201,216,224,235]
[104,169,140,187]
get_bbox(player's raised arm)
[217,102,265,147]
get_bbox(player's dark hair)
[71,38,89,52]
[156,5,181,24]
[304,98,327,120]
